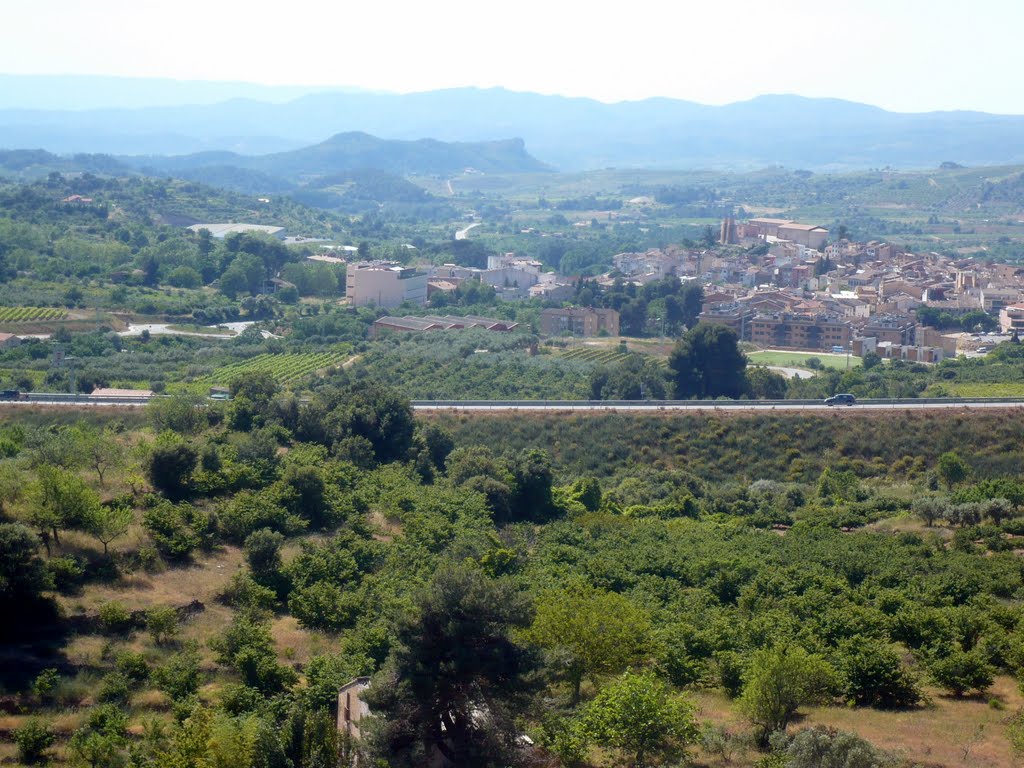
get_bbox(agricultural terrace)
[0,307,67,323]
[557,346,632,366]
[192,349,352,388]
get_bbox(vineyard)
[558,346,632,366]
[194,350,351,387]
[0,307,67,322]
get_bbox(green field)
[747,350,861,370]
[558,346,632,366]
[191,349,352,388]
[937,382,1024,398]
[0,306,67,322]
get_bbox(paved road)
[412,401,1024,412]
[455,222,481,240]
[4,397,1024,412]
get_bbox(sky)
[2,0,1023,113]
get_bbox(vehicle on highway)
[825,393,856,406]
[0,389,24,401]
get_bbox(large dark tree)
[0,523,50,610]
[668,323,747,399]
[365,566,537,768]
[311,383,416,464]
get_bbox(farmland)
[0,307,67,323]
[191,349,352,388]
[557,345,632,366]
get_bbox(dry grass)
[691,677,1024,768]
[269,615,333,666]
[60,546,245,617]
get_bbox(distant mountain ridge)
[4,77,1024,170]
[125,132,552,178]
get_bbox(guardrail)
[411,397,1024,409]
[3,394,1024,409]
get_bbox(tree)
[835,638,921,708]
[0,524,50,612]
[938,451,970,490]
[147,392,207,435]
[668,323,747,399]
[146,606,179,647]
[739,645,836,743]
[147,438,198,500]
[84,503,133,555]
[30,465,100,548]
[244,528,286,596]
[509,448,555,522]
[14,719,55,765]
[528,583,652,703]
[365,566,537,768]
[929,649,994,697]
[746,367,788,399]
[580,670,698,768]
[74,426,124,488]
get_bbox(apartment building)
[346,262,427,308]
[540,307,620,337]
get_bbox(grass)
[747,350,861,370]
[692,677,1024,767]
[165,323,235,336]
[940,382,1024,398]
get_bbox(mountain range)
[4,75,1024,171]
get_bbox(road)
[411,400,1024,412]
[4,396,1024,412]
[455,222,481,240]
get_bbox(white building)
[346,262,427,308]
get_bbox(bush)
[836,638,922,708]
[97,601,133,635]
[14,719,54,764]
[146,605,179,646]
[114,651,148,683]
[97,671,131,704]
[784,726,897,768]
[47,556,85,593]
[32,668,60,702]
[146,440,198,500]
[151,644,202,701]
[929,648,995,696]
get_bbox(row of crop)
[195,352,349,386]
[0,306,68,322]
[560,347,631,365]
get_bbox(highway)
[2,394,1024,412]
[411,399,1024,412]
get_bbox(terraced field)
[194,350,351,387]
[558,346,632,366]
[0,306,67,322]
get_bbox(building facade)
[540,307,620,337]
[346,262,427,308]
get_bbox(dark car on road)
[825,393,856,406]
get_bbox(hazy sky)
[3,0,1022,113]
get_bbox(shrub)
[98,601,133,635]
[836,638,922,708]
[47,555,85,593]
[14,719,54,765]
[929,648,995,696]
[97,671,131,704]
[146,605,179,646]
[151,644,202,701]
[114,651,148,683]
[784,726,897,768]
[32,668,60,702]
